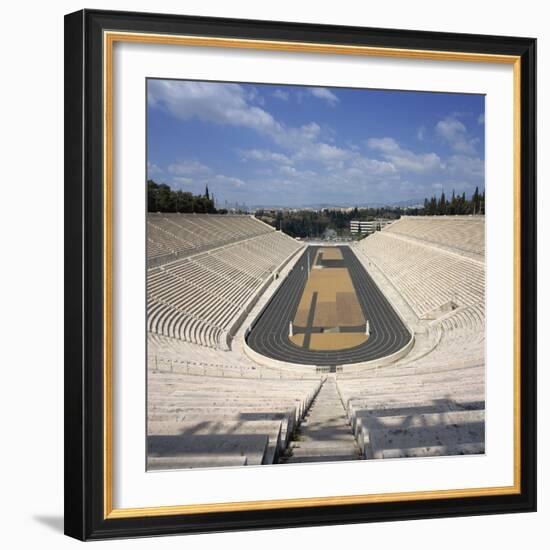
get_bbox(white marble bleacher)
[337,357,485,459]
[344,216,486,459]
[147,370,322,469]
[147,215,303,349]
[146,240,321,471]
[147,332,317,380]
[147,213,275,265]
[383,215,485,259]
[355,233,484,318]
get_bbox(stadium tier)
[340,216,485,458]
[147,215,303,349]
[336,355,485,459]
[355,217,485,318]
[382,215,485,259]
[335,302,485,458]
[147,213,275,267]
[148,371,322,468]
[147,214,486,466]
[148,332,317,380]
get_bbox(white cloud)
[478,113,485,125]
[416,126,426,141]
[240,149,293,165]
[147,161,163,176]
[149,80,283,138]
[167,159,212,176]
[295,142,352,164]
[214,174,246,188]
[273,89,289,101]
[246,87,265,106]
[172,176,193,186]
[279,165,297,176]
[170,172,247,198]
[278,122,322,151]
[350,156,397,176]
[367,137,444,174]
[149,80,328,154]
[367,137,400,154]
[309,87,339,106]
[436,116,466,141]
[436,115,479,155]
[447,154,485,180]
[165,158,246,192]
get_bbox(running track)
[246,245,411,366]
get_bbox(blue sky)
[147,79,485,208]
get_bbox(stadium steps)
[147,456,249,470]
[358,410,485,459]
[279,377,363,464]
[148,432,269,467]
[147,370,323,469]
[382,215,485,260]
[148,420,283,465]
[336,371,486,460]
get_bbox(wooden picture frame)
[64,9,536,540]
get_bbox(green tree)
[147,180,159,212]
[472,186,480,215]
[147,180,216,213]
[438,191,447,215]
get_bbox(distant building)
[350,219,393,235]
[323,228,338,240]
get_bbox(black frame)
[64,9,537,541]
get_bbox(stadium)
[147,213,485,468]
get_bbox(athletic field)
[290,248,368,351]
[246,245,411,366]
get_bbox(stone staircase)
[280,377,363,463]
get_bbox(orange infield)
[290,253,368,351]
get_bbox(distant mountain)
[387,198,425,208]
[249,198,425,210]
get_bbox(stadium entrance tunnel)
[245,245,413,367]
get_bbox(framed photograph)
[64,9,536,540]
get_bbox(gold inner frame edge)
[102,30,522,520]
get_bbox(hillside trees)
[147,180,216,213]
[422,188,485,216]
